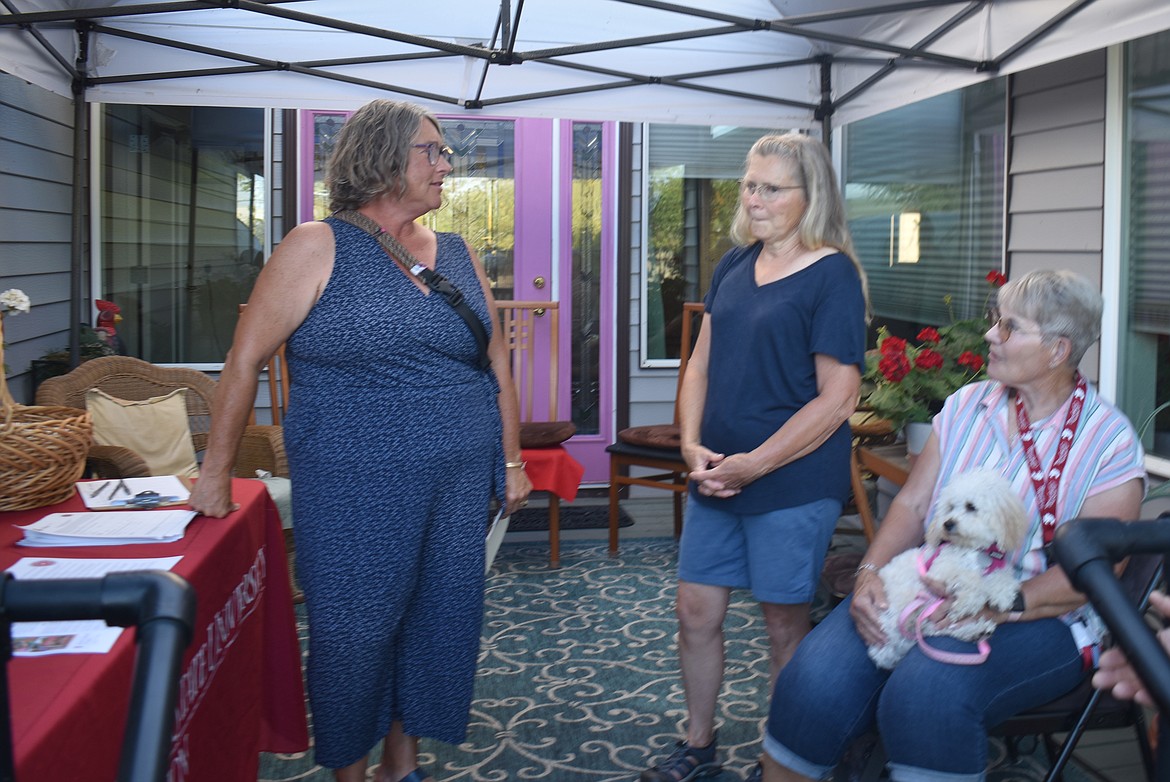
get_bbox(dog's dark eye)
[965,501,976,512]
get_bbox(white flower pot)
[904,421,933,456]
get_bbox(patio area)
[258,495,1150,782]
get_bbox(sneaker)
[640,736,721,782]
[744,761,763,782]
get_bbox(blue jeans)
[764,597,1087,781]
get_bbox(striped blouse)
[931,379,1146,580]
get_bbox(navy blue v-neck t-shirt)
[695,243,866,514]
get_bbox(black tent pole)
[69,23,90,369]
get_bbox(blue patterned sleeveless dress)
[283,217,505,769]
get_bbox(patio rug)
[505,504,634,532]
[258,539,1096,782]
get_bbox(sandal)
[396,771,431,782]
[378,769,430,782]
[640,736,721,782]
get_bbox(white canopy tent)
[3,0,1170,134]
[4,0,1170,361]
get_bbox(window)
[100,105,265,363]
[642,124,777,364]
[1119,30,1170,458]
[844,81,1006,338]
[571,122,604,433]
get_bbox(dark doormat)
[506,505,634,532]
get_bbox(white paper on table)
[76,475,191,510]
[5,556,183,655]
[17,509,197,547]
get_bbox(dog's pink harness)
[897,542,1009,665]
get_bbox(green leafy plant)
[862,271,1006,431]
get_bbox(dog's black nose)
[943,520,956,532]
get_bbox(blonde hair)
[326,99,442,212]
[730,132,870,319]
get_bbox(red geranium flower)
[986,270,1007,287]
[958,351,984,372]
[879,335,908,355]
[878,353,911,382]
[914,348,944,371]
[917,327,941,344]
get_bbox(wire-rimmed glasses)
[738,179,804,202]
[413,142,454,166]
[986,308,1045,342]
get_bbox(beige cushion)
[86,388,200,478]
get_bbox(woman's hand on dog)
[850,569,889,646]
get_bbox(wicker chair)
[35,355,287,479]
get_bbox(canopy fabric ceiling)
[2,0,1170,129]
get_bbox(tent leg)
[70,26,90,368]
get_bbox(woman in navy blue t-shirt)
[641,133,868,782]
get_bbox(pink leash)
[898,548,993,665]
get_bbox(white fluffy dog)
[867,469,1030,669]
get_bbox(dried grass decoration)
[0,291,93,511]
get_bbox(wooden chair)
[238,303,290,426]
[34,354,287,479]
[496,300,585,568]
[605,301,704,556]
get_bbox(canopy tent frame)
[4,0,1170,363]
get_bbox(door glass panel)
[423,120,517,299]
[571,123,603,435]
[310,112,346,220]
[101,105,265,363]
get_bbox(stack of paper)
[5,556,183,655]
[17,509,197,547]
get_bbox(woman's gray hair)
[997,269,1103,366]
[326,99,442,212]
[730,132,871,319]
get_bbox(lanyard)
[1015,374,1087,546]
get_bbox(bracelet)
[854,562,880,578]
[505,461,527,470]
[1006,611,1025,623]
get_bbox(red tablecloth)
[0,478,309,782]
[521,446,584,501]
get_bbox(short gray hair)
[997,269,1103,366]
[326,99,442,212]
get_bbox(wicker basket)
[0,319,93,511]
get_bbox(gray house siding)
[1007,50,1108,378]
[0,72,80,404]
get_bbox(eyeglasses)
[738,179,803,202]
[986,309,1046,342]
[413,142,454,166]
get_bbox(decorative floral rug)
[259,539,1099,781]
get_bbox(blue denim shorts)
[677,495,841,604]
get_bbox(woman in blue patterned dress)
[190,99,532,782]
